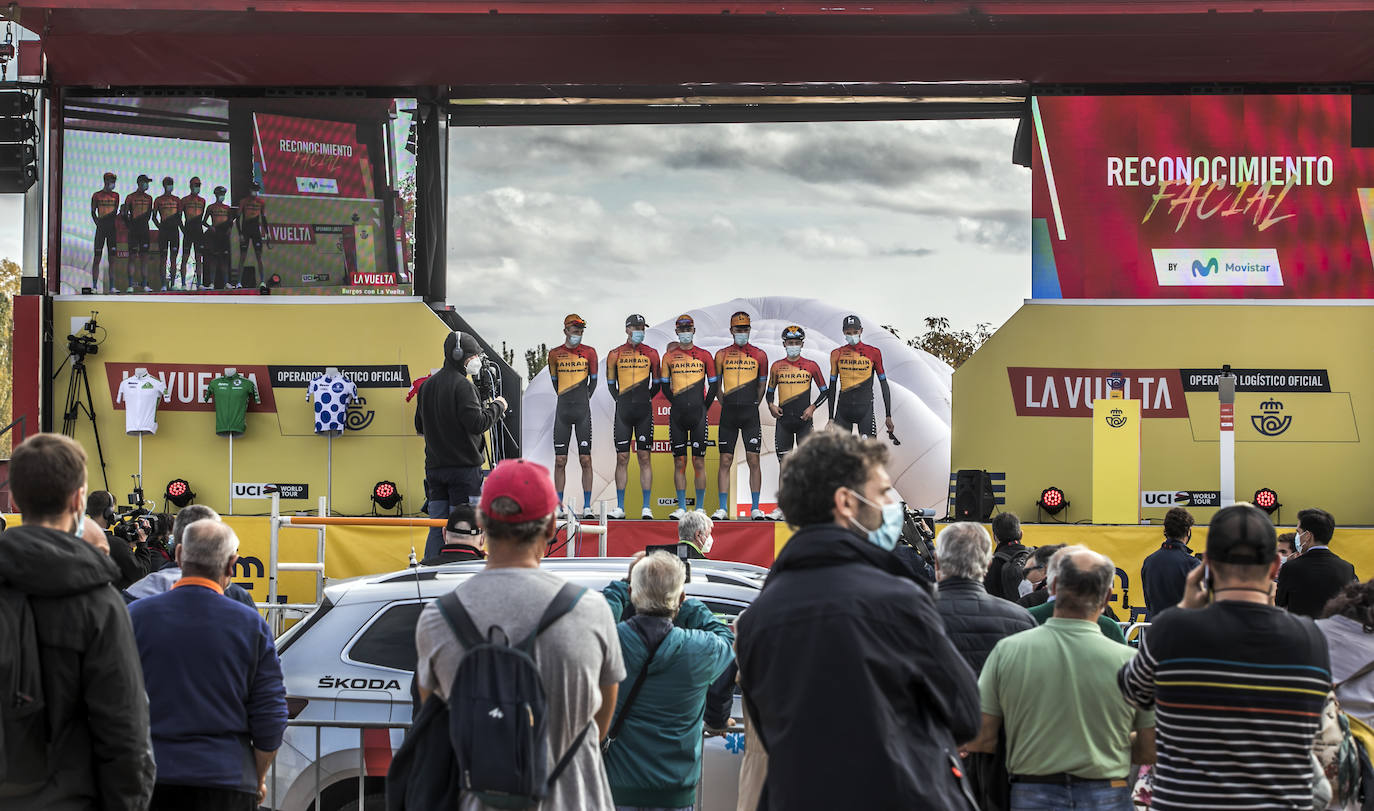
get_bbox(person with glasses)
[1016,545,1062,609]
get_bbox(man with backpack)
[0,433,156,808]
[411,458,625,809]
[984,512,1030,601]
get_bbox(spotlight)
[1037,486,1069,516]
[165,478,195,508]
[371,480,402,512]
[1253,487,1280,515]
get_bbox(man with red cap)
[546,314,598,519]
[413,458,625,809]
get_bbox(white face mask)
[844,334,860,346]
[567,334,582,347]
[629,330,645,345]
[701,534,714,554]
[785,345,802,360]
[465,357,482,376]
[677,332,694,345]
[733,333,749,347]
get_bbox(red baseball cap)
[479,459,559,523]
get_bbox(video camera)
[646,542,693,579]
[66,311,99,360]
[110,478,152,545]
[474,356,503,402]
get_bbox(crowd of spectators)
[1,428,1369,811]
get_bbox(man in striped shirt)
[1118,503,1331,810]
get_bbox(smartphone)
[1202,564,1212,592]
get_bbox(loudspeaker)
[954,469,995,521]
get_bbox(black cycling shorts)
[669,407,708,458]
[240,219,263,248]
[613,403,653,453]
[206,229,231,257]
[127,224,151,254]
[774,414,813,458]
[158,224,180,252]
[183,224,204,253]
[717,405,762,456]
[832,400,877,438]
[93,219,118,256]
[553,401,592,457]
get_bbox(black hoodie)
[737,523,981,811]
[413,332,505,469]
[0,524,156,810]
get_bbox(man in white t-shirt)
[414,459,625,810]
[117,372,170,434]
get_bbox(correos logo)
[1152,249,1284,287]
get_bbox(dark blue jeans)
[423,465,483,560]
[1010,781,1131,811]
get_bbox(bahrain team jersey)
[768,357,828,416]
[117,375,170,434]
[181,193,207,224]
[308,374,360,434]
[714,344,768,407]
[661,344,716,406]
[92,190,120,220]
[547,343,599,403]
[606,342,661,404]
[124,191,153,223]
[239,195,267,222]
[154,193,182,225]
[203,374,260,436]
[829,342,886,401]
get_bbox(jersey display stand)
[116,368,170,492]
[203,367,260,515]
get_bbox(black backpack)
[0,584,49,797]
[990,544,1031,599]
[393,583,590,810]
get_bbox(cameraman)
[415,331,507,560]
[87,490,150,589]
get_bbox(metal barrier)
[269,718,411,811]
[1119,621,1151,646]
[563,501,609,557]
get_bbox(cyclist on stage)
[179,177,208,291]
[152,176,183,290]
[766,325,829,519]
[606,314,661,519]
[712,311,768,520]
[662,314,717,520]
[120,175,155,293]
[90,172,120,294]
[828,314,893,438]
[546,314,598,519]
[235,181,270,288]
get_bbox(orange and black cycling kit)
[92,190,120,253]
[767,357,829,418]
[607,342,661,452]
[123,192,154,251]
[548,343,599,455]
[714,344,768,408]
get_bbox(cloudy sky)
[446,118,1031,357]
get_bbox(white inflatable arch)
[520,296,953,515]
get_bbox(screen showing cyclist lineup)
[59,95,416,296]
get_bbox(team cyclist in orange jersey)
[120,174,155,293]
[89,172,120,294]
[152,176,183,291]
[766,325,830,519]
[546,314,599,518]
[235,181,271,288]
[205,186,235,290]
[605,314,661,519]
[828,314,894,438]
[662,314,718,520]
[178,177,208,291]
[713,311,769,520]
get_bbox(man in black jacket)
[415,330,506,560]
[737,430,981,810]
[86,489,150,589]
[984,511,1029,601]
[935,521,1035,811]
[0,434,155,808]
[1141,506,1200,618]
[1277,507,1357,618]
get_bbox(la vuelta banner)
[1031,95,1374,299]
[252,113,375,199]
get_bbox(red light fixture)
[164,478,195,508]
[1253,487,1280,515]
[1037,486,1069,516]
[372,480,402,512]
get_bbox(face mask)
[567,334,582,347]
[733,333,748,347]
[785,345,802,360]
[629,330,645,345]
[677,332,694,345]
[846,488,903,552]
[845,334,860,346]
[465,358,482,376]
[701,534,714,554]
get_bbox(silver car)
[265,558,762,811]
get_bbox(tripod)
[59,355,110,491]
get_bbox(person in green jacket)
[601,552,735,810]
[1024,549,1129,644]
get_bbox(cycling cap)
[782,325,805,341]
[730,311,751,328]
[842,315,862,330]
[675,314,695,330]
[563,313,586,329]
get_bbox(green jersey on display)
[203,374,260,435]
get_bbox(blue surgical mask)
[845,334,860,346]
[629,330,645,345]
[785,345,802,360]
[567,334,582,347]
[677,332,694,345]
[733,333,748,347]
[847,488,903,551]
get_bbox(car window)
[346,601,428,672]
[698,598,749,624]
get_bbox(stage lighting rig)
[372,480,402,513]
[1037,486,1069,518]
[164,478,195,508]
[1253,487,1281,516]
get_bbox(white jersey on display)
[117,375,170,434]
[308,374,359,434]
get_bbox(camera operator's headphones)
[451,331,465,362]
[87,491,116,525]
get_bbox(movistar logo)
[1192,258,1219,278]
